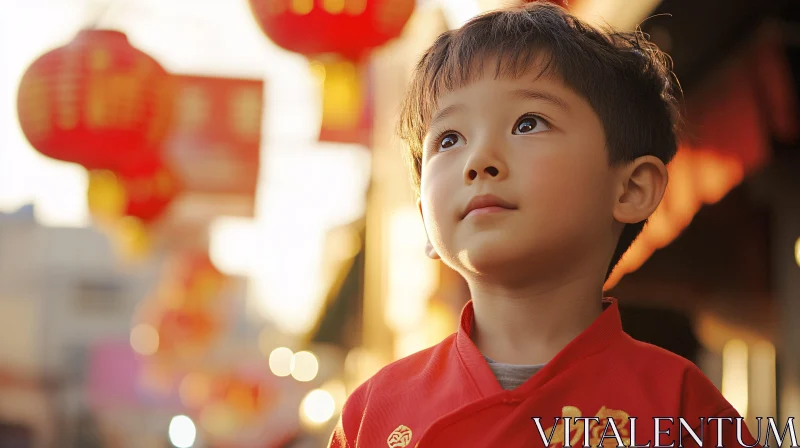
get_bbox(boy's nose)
[467,166,500,181]
[464,145,508,183]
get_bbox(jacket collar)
[455,297,626,396]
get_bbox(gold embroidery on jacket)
[545,406,631,447]
[387,424,413,447]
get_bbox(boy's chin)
[454,243,538,281]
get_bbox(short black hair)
[397,1,682,280]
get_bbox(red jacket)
[328,299,761,447]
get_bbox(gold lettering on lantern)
[19,75,52,139]
[91,49,111,71]
[56,92,79,131]
[344,0,367,15]
[134,56,154,78]
[57,52,80,131]
[269,0,287,15]
[279,0,289,14]
[112,74,141,128]
[146,77,174,144]
[377,1,411,31]
[323,0,345,14]
[321,60,361,130]
[230,87,262,141]
[291,0,313,15]
[87,74,141,130]
[87,79,109,129]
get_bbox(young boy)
[329,3,762,447]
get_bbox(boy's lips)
[462,194,517,219]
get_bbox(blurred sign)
[150,75,265,253]
[164,75,264,215]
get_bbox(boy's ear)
[417,198,440,260]
[612,155,668,225]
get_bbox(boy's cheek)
[521,152,609,199]
[520,167,611,231]
[420,170,459,208]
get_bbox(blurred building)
[0,205,160,446]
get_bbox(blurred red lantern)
[222,375,273,417]
[16,29,174,170]
[174,252,228,309]
[208,373,276,422]
[118,154,181,223]
[248,1,412,144]
[247,0,415,60]
[156,307,219,358]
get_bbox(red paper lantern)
[117,154,181,223]
[247,0,415,60]
[156,307,219,358]
[207,373,276,421]
[177,252,228,309]
[16,29,174,170]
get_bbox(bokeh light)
[291,350,319,382]
[168,415,196,448]
[130,323,159,355]
[300,389,335,427]
[794,237,799,267]
[269,347,294,377]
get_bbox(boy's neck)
[467,276,604,366]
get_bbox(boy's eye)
[439,132,465,151]
[512,115,550,135]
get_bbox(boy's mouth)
[462,194,517,219]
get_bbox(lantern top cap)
[75,28,129,44]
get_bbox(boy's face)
[418,64,620,281]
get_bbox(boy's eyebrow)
[428,104,466,131]
[510,88,571,113]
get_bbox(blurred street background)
[1,0,799,446]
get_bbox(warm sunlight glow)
[209,217,259,276]
[440,0,480,29]
[722,339,749,419]
[248,145,370,334]
[385,207,438,333]
[750,340,777,422]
